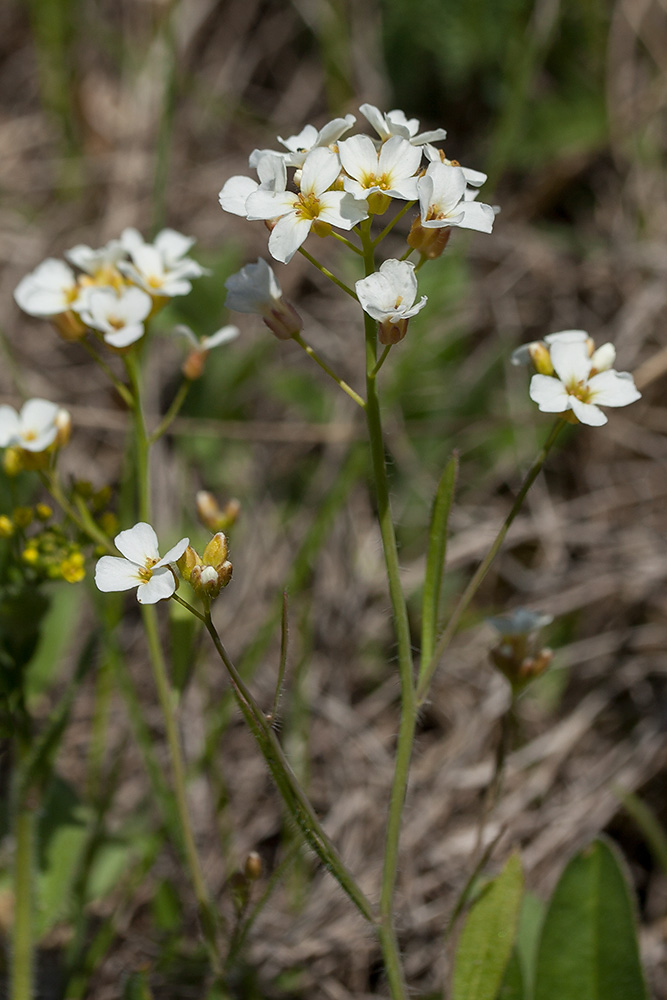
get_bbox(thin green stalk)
[292,333,365,408]
[370,345,392,378]
[39,471,114,553]
[123,353,150,522]
[416,419,565,704]
[297,247,358,299]
[12,740,34,1000]
[148,379,191,443]
[360,218,414,1000]
[79,338,135,408]
[372,201,415,248]
[181,600,375,924]
[142,603,222,973]
[328,229,363,255]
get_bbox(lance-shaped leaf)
[420,452,458,676]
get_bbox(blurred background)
[1,0,667,997]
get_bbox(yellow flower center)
[294,191,322,220]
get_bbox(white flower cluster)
[219,103,495,265]
[0,398,70,455]
[14,228,207,348]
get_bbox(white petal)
[316,191,368,229]
[590,343,616,372]
[156,536,190,568]
[587,369,641,407]
[410,128,448,145]
[359,103,391,140]
[137,567,176,604]
[550,342,592,384]
[316,114,356,147]
[529,374,570,412]
[154,229,195,265]
[114,522,160,564]
[278,124,318,152]
[267,214,313,264]
[0,406,20,446]
[456,201,495,233]
[544,330,589,345]
[218,176,259,216]
[255,154,287,191]
[225,258,281,313]
[104,324,145,348]
[20,398,60,434]
[95,556,143,592]
[202,325,240,349]
[245,189,296,222]
[300,147,340,196]
[377,136,421,181]
[569,397,607,426]
[338,134,378,181]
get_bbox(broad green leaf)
[420,452,458,669]
[534,838,647,1000]
[452,852,524,1000]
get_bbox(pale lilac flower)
[359,104,447,146]
[225,259,302,339]
[118,228,206,297]
[355,259,427,344]
[95,522,189,604]
[0,398,62,452]
[245,147,368,264]
[78,286,153,348]
[529,340,641,426]
[14,259,81,317]
[219,153,287,218]
[338,134,422,202]
[417,162,495,234]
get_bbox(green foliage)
[452,852,524,1000]
[534,838,647,1000]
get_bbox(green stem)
[79,338,135,408]
[149,379,191,443]
[415,419,565,704]
[39,471,114,553]
[328,229,363,255]
[191,603,375,924]
[12,740,34,1000]
[372,201,415,248]
[360,218,414,1000]
[370,345,392,378]
[123,353,150,522]
[292,333,366,408]
[142,603,222,973]
[297,247,358,299]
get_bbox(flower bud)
[367,192,391,216]
[528,342,553,376]
[202,531,228,567]
[3,448,23,477]
[177,545,202,582]
[378,318,409,345]
[244,851,262,881]
[0,515,14,538]
[182,349,206,380]
[407,217,452,260]
[55,408,72,448]
[52,309,87,342]
[263,300,303,341]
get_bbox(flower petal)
[549,341,592,384]
[587,369,641,407]
[156,536,190,568]
[137,567,177,603]
[267,214,313,264]
[569,397,607,426]
[0,406,20,447]
[529,374,570,412]
[95,556,143,592]
[114,522,160,565]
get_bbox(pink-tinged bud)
[378,317,409,345]
[263,300,303,341]
[182,349,206,380]
[528,342,553,375]
[202,531,228,568]
[407,218,452,260]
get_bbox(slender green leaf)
[515,890,545,995]
[420,452,458,671]
[498,950,525,1000]
[534,838,647,1000]
[619,789,667,876]
[452,852,523,1000]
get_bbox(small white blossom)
[423,144,487,189]
[118,228,206,297]
[338,134,422,202]
[14,259,81,317]
[529,340,641,426]
[245,147,368,264]
[359,104,447,146]
[0,398,63,452]
[417,162,495,233]
[65,239,126,277]
[95,522,189,604]
[175,323,240,351]
[355,259,427,344]
[225,259,303,339]
[276,114,356,166]
[79,286,153,348]
[219,153,287,217]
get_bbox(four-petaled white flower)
[78,286,153,348]
[355,259,427,344]
[0,398,64,452]
[244,147,369,264]
[118,228,207,297]
[417,162,495,234]
[276,114,357,166]
[95,522,189,604]
[219,153,287,218]
[338,134,422,202]
[529,340,641,426]
[359,104,447,146]
[14,259,81,317]
[225,259,303,339]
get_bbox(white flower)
[176,324,239,351]
[529,340,641,426]
[14,259,81,317]
[65,239,126,276]
[276,114,356,166]
[244,147,369,264]
[0,398,63,452]
[338,134,422,201]
[118,228,206,297]
[219,153,287,217]
[417,162,495,233]
[95,522,189,604]
[423,144,487,189]
[359,104,447,146]
[512,330,614,372]
[225,259,303,339]
[78,286,153,348]
[355,259,427,344]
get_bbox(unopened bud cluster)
[178,532,233,602]
[487,609,554,693]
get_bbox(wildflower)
[14,259,81,317]
[355,259,427,344]
[529,340,641,426]
[417,162,495,234]
[0,399,63,453]
[488,608,554,691]
[512,330,615,376]
[78,285,153,348]
[175,323,240,378]
[219,153,287,218]
[224,258,303,339]
[244,148,369,264]
[423,144,487,190]
[95,522,189,604]
[177,532,232,602]
[359,104,447,146]
[276,114,357,166]
[118,228,207,298]
[65,238,126,285]
[338,135,422,206]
